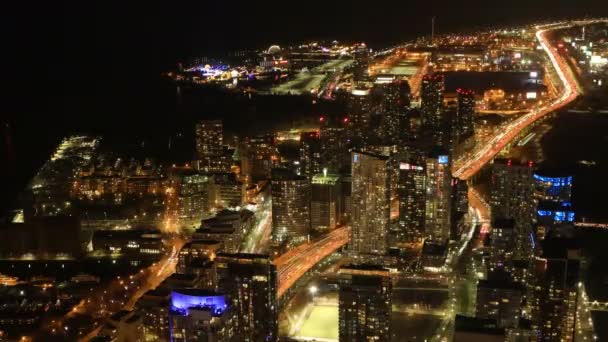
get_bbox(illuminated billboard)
[400,163,423,171]
[526,92,537,100]
[438,155,449,164]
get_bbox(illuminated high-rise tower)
[338,264,392,342]
[270,168,311,245]
[350,151,390,257]
[420,74,445,129]
[490,159,535,257]
[215,253,278,342]
[299,131,322,177]
[424,150,452,242]
[456,88,475,142]
[397,161,426,243]
[195,120,230,172]
[311,172,342,232]
[346,88,373,148]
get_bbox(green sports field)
[297,305,339,341]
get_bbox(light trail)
[452,22,589,180]
[275,227,350,298]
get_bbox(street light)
[309,285,318,296]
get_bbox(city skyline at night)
[2,4,608,341]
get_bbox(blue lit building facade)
[533,173,573,203]
[533,171,575,236]
[169,289,235,342]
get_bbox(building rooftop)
[312,173,340,185]
[491,218,516,230]
[351,150,390,161]
[455,315,505,335]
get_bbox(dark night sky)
[6,1,608,119]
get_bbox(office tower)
[347,88,373,148]
[169,289,235,342]
[341,175,352,223]
[136,289,171,342]
[505,319,535,342]
[350,151,390,257]
[376,81,411,144]
[311,172,342,231]
[271,168,311,245]
[530,238,581,342]
[196,209,254,253]
[490,159,535,257]
[299,132,322,177]
[208,172,246,208]
[310,169,342,231]
[476,270,524,328]
[488,218,516,267]
[451,177,469,215]
[420,74,445,129]
[320,115,348,173]
[215,253,278,342]
[424,150,452,242]
[338,265,391,342]
[195,120,230,173]
[456,88,475,142]
[397,161,426,243]
[450,177,469,240]
[242,134,279,181]
[196,120,223,157]
[176,240,220,289]
[175,171,210,223]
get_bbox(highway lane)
[275,227,350,298]
[452,22,588,180]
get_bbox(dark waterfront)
[0,81,339,215]
[540,112,608,222]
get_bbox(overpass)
[275,226,350,298]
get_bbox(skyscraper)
[490,159,535,257]
[346,88,373,148]
[420,74,445,129]
[215,253,278,342]
[320,115,348,174]
[476,270,524,328]
[456,88,475,142]
[376,81,411,144]
[530,238,581,342]
[299,131,322,177]
[196,120,223,158]
[311,171,342,231]
[195,120,230,173]
[351,151,390,257]
[424,150,452,242]
[271,168,311,245]
[397,161,426,243]
[338,264,392,342]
